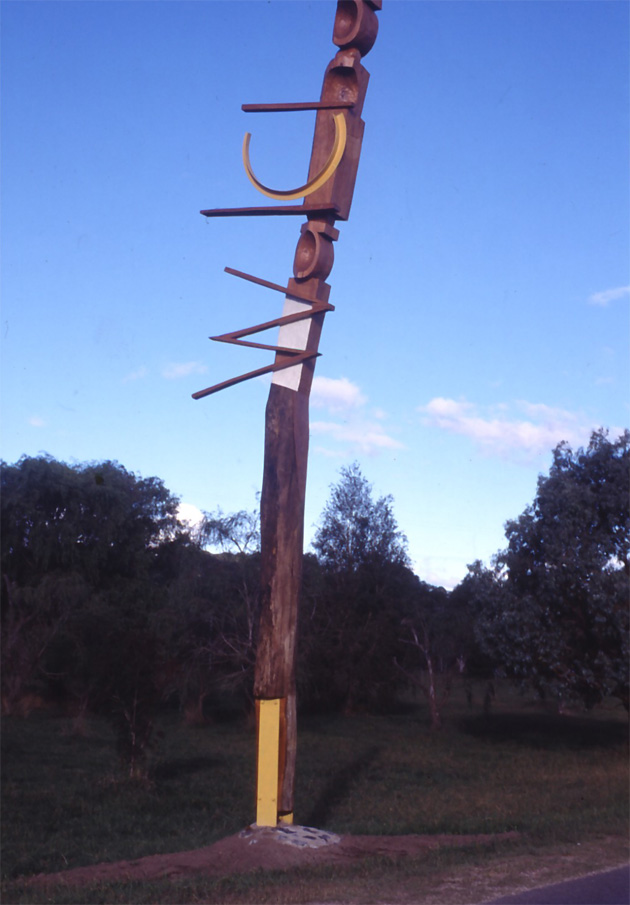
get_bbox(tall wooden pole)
[193,0,381,827]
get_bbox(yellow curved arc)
[242,112,347,201]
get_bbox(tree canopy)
[305,463,414,712]
[312,462,409,573]
[1,456,183,753]
[3,431,628,737]
[1,455,179,588]
[472,430,629,710]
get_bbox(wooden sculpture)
[194,0,381,827]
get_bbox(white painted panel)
[272,297,311,391]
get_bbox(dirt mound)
[27,825,520,887]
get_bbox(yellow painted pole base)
[256,698,281,826]
[278,812,294,826]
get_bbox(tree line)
[2,429,628,772]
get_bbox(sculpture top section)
[193,0,380,400]
[333,0,381,57]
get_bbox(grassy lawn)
[2,685,628,903]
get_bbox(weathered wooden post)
[193,0,381,827]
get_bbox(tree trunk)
[426,658,443,731]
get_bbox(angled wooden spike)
[191,351,320,400]
[210,300,333,345]
[224,267,335,308]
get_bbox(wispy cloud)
[162,361,208,380]
[122,366,148,383]
[310,376,402,457]
[28,415,46,428]
[414,555,468,592]
[311,420,404,455]
[588,286,630,307]
[419,397,596,461]
[311,376,367,413]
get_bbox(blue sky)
[2,0,628,589]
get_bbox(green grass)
[1,713,255,878]
[295,706,628,840]
[2,684,628,903]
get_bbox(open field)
[2,685,628,903]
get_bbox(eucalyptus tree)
[313,462,409,573]
[309,463,413,712]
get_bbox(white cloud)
[419,397,595,460]
[177,502,204,527]
[423,397,474,420]
[162,361,208,380]
[177,502,205,543]
[231,373,400,456]
[518,401,577,422]
[28,415,46,428]
[311,376,367,413]
[310,375,402,457]
[588,286,630,307]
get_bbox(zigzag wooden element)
[192,268,333,399]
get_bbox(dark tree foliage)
[306,464,414,712]
[168,550,261,721]
[473,430,629,710]
[447,568,495,680]
[162,509,261,722]
[14,432,627,737]
[201,507,260,555]
[0,456,266,737]
[397,581,479,730]
[1,456,182,771]
[299,557,419,713]
[200,507,260,711]
[2,456,178,587]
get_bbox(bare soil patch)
[26,826,520,888]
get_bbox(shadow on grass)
[305,745,381,828]
[458,712,628,750]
